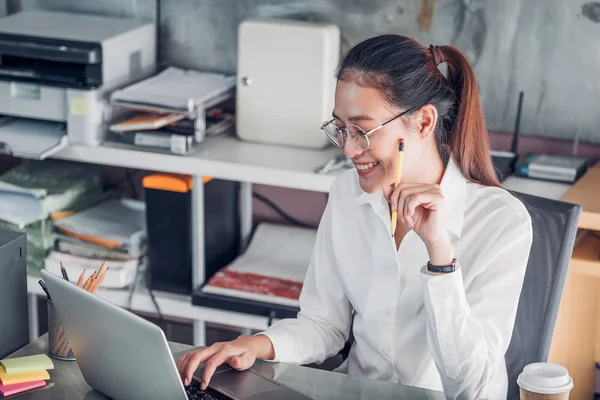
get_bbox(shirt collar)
[354,158,466,238]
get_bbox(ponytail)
[439,46,500,187]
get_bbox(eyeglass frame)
[320,106,418,151]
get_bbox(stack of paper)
[111,67,236,111]
[52,198,146,257]
[0,160,103,275]
[202,223,317,307]
[47,198,146,289]
[0,354,53,396]
[107,67,236,155]
[0,160,103,227]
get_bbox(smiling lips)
[354,161,380,175]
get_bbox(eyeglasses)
[320,107,417,151]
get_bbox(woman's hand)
[177,334,275,390]
[383,182,454,265]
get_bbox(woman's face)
[333,79,429,194]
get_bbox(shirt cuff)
[254,330,295,364]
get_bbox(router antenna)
[512,91,524,155]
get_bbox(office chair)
[504,191,580,399]
[314,191,581,399]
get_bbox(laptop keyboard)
[186,379,220,400]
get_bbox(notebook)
[0,380,46,396]
[0,354,53,373]
[110,113,184,132]
[202,223,316,307]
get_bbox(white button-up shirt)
[262,160,533,400]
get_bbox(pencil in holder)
[47,300,76,361]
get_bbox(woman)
[178,35,532,400]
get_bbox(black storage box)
[143,174,239,295]
[0,230,28,358]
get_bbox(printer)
[0,10,156,158]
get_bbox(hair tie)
[429,45,445,66]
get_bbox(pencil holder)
[47,300,76,361]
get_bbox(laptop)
[41,270,311,400]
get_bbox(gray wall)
[8,0,600,144]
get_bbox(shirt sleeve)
[421,217,533,400]
[259,190,352,365]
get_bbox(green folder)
[0,354,54,373]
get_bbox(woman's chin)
[357,173,385,194]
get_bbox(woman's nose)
[343,138,363,159]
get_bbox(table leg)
[239,182,253,252]
[191,175,205,290]
[28,293,39,342]
[193,320,206,347]
[241,328,253,336]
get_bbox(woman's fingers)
[180,345,221,386]
[397,185,432,211]
[385,183,444,228]
[403,189,444,226]
[386,182,423,206]
[395,185,436,224]
[201,345,245,390]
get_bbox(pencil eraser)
[398,139,404,151]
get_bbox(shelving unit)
[53,136,341,192]
[26,135,342,346]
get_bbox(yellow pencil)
[391,139,404,236]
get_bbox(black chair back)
[505,192,581,399]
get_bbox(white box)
[236,19,340,149]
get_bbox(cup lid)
[517,363,574,394]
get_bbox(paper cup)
[517,363,573,400]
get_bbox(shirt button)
[382,348,391,358]
[391,377,399,384]
[385,309,392,316]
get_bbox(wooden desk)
[562,164,600,231]
[549,161,600,400]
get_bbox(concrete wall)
[9,0,600,144]
[4,0,600,225]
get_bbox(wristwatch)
[427,258,457,273]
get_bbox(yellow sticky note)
[0,366,50,385]
[0,354,54,373]
[70,97,90,115]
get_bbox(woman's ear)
[414,104,438,140]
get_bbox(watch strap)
[427,258,457,273]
